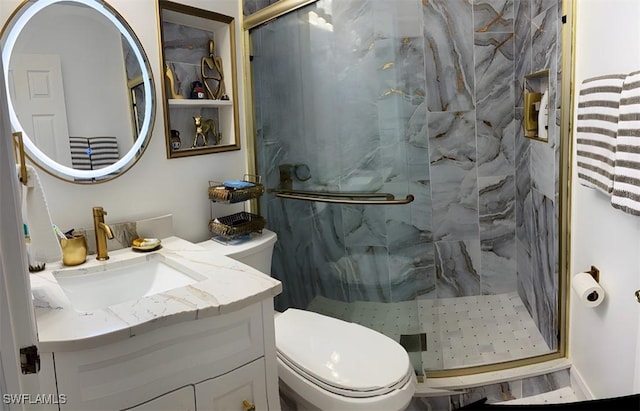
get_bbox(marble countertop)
[30,236,282,352]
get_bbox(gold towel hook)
[12,132,27,186]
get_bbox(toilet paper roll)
[572,272,605,307]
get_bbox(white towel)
[575,74,626,195]
[18,165,62,263]
[612,70,640,216]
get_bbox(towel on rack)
[18,164,62,263]
[575,73,626,195]
[612,70,640,216]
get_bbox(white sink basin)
[52,254,205,311]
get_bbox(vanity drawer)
[54,302,265,411]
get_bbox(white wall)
[570,0,640,398]
[1,0,250,243]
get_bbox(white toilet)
[197,229,416,411]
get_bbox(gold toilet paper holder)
[586,265,600,283]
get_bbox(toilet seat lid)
[274,309,411,393]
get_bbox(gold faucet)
[93,207,114,261]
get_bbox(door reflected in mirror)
[1,0,155,183]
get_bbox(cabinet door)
[195,359,268,411]
[124,386,195,411]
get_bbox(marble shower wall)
[250,0,561,350]
[514,0,562,351]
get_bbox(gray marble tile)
[435,240,481,298]
[387,222,435,301]
[514,108,530,170]
[530,139,555,200]
[514,0,532,108]
[529,189,557,350]
[344,245,392,303]
[532,3,557,73]
[479,175,517,294]
[475,32,516,177]
[532,0,556,18]
[423,0,475,112]
[461,381,519,405]
[482,233,517,294]
[516,169,532,246]
[429,111,479,241]
[342,205,387,247]
[407,102,430,165]
[479,175,516,239]
[311,203,349,302]
[268,199,318,311]
[516,189,535,317]
[474,0,514,33]
[522,368,570,397]
[408,164,432,231]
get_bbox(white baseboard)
[570,366,595,401]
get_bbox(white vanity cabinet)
[46,300,279,411]
[194,358,267,411]
[125,386,195,411]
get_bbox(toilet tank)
[197,229,277,275]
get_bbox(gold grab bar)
[272,189,414,205]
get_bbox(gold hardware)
[587,265,600,283]
[60,235,88,266]
[164,64,184,99]
[242,400,255,411]
[201,39,227,100]
[92,207,114,261]
[524,91,542,134]
[273,189,414,205]
[635,290,640,303]
[13,132,27,186]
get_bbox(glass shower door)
[250,0,431,375]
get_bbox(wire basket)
[209,212,266,240]
[208,175,264,204]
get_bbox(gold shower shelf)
[272,189,414,205]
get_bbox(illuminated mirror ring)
[2,0,154,181]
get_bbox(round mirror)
[1,0,155,183]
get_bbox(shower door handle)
[271,189,414,205]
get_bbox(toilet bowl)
[197,229,416,410]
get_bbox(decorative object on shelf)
[160,0,240,158]
[190,80,206,99]
[170,129,181,150]
[165,64,184,99]
[208,175,264,203]
[192,116,221,148]
[209,211,265,241]
[201,39,228,100]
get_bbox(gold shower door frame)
[241,0,576,378]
